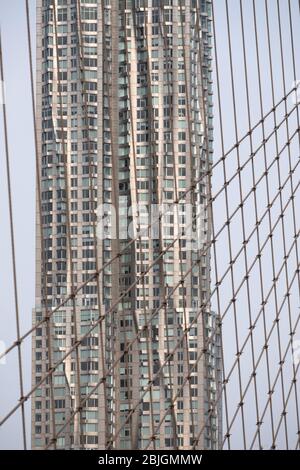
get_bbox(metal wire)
[1,0,300,451]
[0,26,27,450]
[44,134,300,448]
[1,90,299,433]
[25,0,58,449]
[0,83,297,366]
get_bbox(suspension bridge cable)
[0,27,27,450]
[1,2,300,452]
[46,148,300,448]
[0,82,297,366]
[193,261,300,449]
[276,0,300,443]
[1,106,299,433]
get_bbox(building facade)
[32,0,221,450]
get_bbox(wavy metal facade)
[32,0,221,450]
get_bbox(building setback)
[32,0,221,450]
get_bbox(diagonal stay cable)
[191,0,216,448]
[146,202,300,449]
[238,0,273,447]
[45,149,300,449]
[287,0,300,449]
[275,0,300,446]
[210,0,233,448]
[201,0,228,449]
[1,105,299,434]
[192,255,300,449]
[25,0,57,448]
[47,173,300,449]
[0,27,27,450]
[256,324,300,449]
[1,82,298,367]
[75,0,109,447]
[1,0,299,451]
[249,308,300,448]
[220,0,248,447]
[52,0,84,445]
[248,0,279,445]
[0,80,298,366]
[263,0,289,447]
[111,1,157,448]
[0,73,298,441]
[222,255,300,448]
[1,126,299,443]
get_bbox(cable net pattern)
[0,0,300,450]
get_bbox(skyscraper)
[32,0,221,450]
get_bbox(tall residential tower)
[32,0,221,450]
